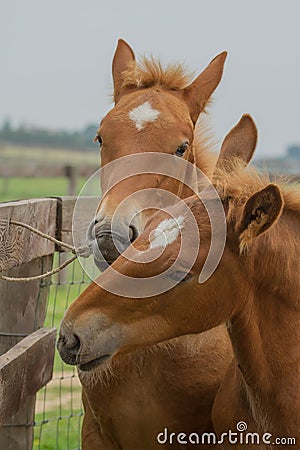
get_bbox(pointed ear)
[112,39,135,103]
[183,51,227,124]
[239,184,283,253]
[215,114,258,172]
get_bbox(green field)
[0,143,99,202]
[0,176,88,202]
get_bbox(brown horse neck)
[228,282,300,432]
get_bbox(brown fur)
[61,165,300,449]
[215,160,300,213]
[59,40,232,450]
[58,112,260,449]
[85,44,232,450]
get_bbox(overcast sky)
[1,0,299,156]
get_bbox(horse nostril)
[60,333,81,354]
[70,333,81,350]
[129,225,138,243]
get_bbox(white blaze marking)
[150,216,185,249]
[129,101,160,131]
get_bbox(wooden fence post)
[0,199,57,449]
[65,165,78,196]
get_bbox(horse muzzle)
[57,316,125,372]
[86,218,138,271]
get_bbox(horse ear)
[239,184,283,253]
[112,39,135,103]
[183,52,227,124]
[215,114,258,172]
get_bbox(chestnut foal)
[83,39,231,449]
[58,115,258,449]
[60,128,300,448]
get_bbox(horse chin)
[77,354,111,373]
[91,236,129,272]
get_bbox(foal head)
[58,115,266,372]
[88,39,227,270]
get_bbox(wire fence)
[0,253,96,450]
[34,253,89,450]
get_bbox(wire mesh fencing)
[32,252,95,450]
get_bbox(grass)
[0,176,87,202]
[0,143,99,202]
[34,408,83,450]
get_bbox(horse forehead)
[105,89,189,129]
[129,100,160,131]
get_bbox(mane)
[193,117,217,178]
[121,56,193,91]
[214,160,300,213]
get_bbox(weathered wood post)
[0,199,57,449]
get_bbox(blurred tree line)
[0,118,98,151]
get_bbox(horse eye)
[94,135,103,146]
[175,142,189,157]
